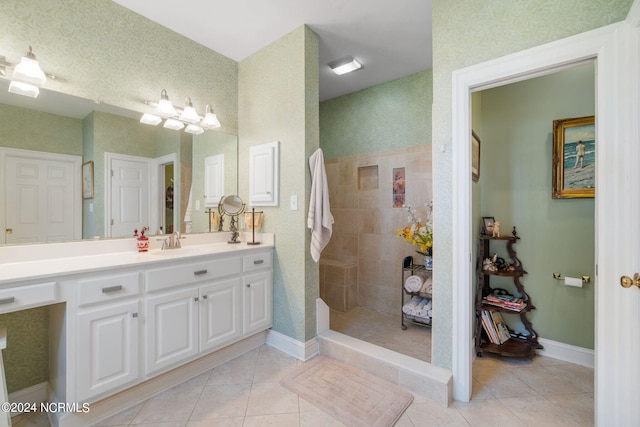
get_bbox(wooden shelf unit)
[475,234,543,357]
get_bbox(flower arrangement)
[397,202,433,256]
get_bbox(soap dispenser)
[137,228,149,252]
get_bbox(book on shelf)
[480,310,500,344]
[483,294,526,311]
[489,311,511,344]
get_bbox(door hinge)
[111,169,114,177]
[111,219,114,226]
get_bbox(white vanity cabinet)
[242,252,273,335]
[74,273,141,402]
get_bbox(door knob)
[5,228,12,234]
[620,273,640,288]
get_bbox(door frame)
[155,153,179,234]
[0,147,82,243]
[105,152,154,238]
[451,8,639,417]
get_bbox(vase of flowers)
[397,202,433,269]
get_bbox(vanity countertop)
[0,233,274,285]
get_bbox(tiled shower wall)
[323,145,433,315]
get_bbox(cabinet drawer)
[146,256,242,293]
[243,252,272,272]
[77,273,140,307]
[0,282,56,314]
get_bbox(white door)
[2,149,81,243]
[109,155,150,237]
[204,154,224,208]
[145,287,198,375]
[594,16,640,426]
[199,278,241,351]
[243,271,273,335]
[76,300,140,401]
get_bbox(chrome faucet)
[161,231,181,250]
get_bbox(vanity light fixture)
[185,124,204,135]
[155,89,178,118]
[140,90,221,133]
[163,118,184,130]
[328,56,363,76]
[178,97,201,124]
[200,104,221,129]
[7,46,47,98]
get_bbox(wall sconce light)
[7,46,47,98]
[328,56,363,76]
[140,90,221,133]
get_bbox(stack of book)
[483,294,526,312]
[480,309,511,345]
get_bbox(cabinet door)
[145,287,198,374]
[249,141,279,206]
[76,300,140,401]
[200,278,242,352]
[243,271,273,335]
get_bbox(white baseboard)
[266,329,319,361]
[8,381,48,416]
[537,338,594,368]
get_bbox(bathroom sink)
[149,246,204,257]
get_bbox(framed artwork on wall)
[471,130,481,182]
[552,115,595,199]
[82,161,94,199]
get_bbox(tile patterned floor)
[12,308,594,426]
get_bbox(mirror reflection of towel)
[210,212,219,229]
[244,212,263,229]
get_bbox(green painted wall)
[431,0,632,369]
[238,25,319,342]
[319,70,433,159]
[478,64,595,349]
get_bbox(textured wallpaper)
[431,0,632,369]
[320,70,433,159]
[238,26,319,342]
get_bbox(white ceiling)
[112,0,432,101]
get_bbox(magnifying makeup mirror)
[218,195,245,243]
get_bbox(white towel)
[404,275,423,293]
[421,277,433,294]
[307,148,334,262]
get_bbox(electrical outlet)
[290,195,298,211]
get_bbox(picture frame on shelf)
[82,160,94,199]
[482,216,495,236]
[471,130,481,182]
[552,115,595,199]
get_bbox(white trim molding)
[266,330,319,361]
[537,338,594,369]
[451,23,620,403]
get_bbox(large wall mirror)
[0,79,238,245]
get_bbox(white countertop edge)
[0,232,274,285]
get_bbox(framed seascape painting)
[552,115,595,199]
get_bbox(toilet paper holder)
[553,272,590,283]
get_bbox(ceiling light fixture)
[328,56,363,76]
[163,118,184,131]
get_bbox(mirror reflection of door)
[108,154,150,238]
[163,163,174,234]
[1,148,81,244]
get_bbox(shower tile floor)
[330,306,432,362]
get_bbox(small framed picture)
[82,161,94,199]
[482,216,495,236]
[471,130,481,182]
